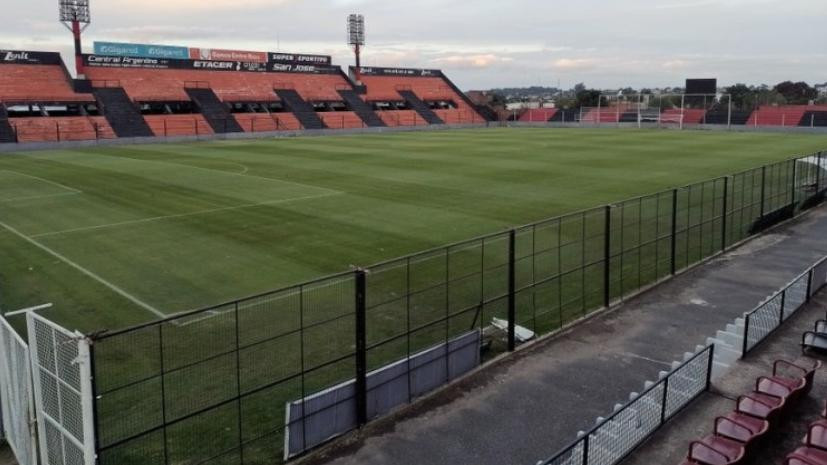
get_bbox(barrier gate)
[0,315,37,465]
[27,312,95,465]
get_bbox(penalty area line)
[0,219,167,320]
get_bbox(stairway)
[185,88,243,134]
[338,89,386,127]
[397,90,444,125]
[274,89,327,130]
[800,111,827,128]
[619,112,639,123]
[93,88,153,138]
[0,106,15,143]
[549,109,576,123]
[705,106,751,125]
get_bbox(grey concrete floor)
[623,289,827,465]
[299,205,827,465]
[0,444,16,465]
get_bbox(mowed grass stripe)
[0,128,823,332]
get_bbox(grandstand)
[0,50,485,143]
[352,66,484,126]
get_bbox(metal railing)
[86,151,827,465]
[742,254,827,355]
[539,345,714,465]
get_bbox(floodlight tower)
[347,14,365,69]
[59,0,91,76]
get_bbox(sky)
[2,0,825,90]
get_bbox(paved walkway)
[300,205,827,465]
[623,290,827,465]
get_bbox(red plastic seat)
[714,414,769,445]
[770,360,821,400]
[687,436,745,465]
[787,455,827,465]
[806,422,827,451]
[736,392,785,423]
[788,447,827,465]
[756,376,796,405]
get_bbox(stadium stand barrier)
[74,149,827,465]
[0,310,98,465]
[742,254,827,356]
[0,315,37,465]
[538,345,715,465]
[538,250,827,465]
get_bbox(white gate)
[0,316,37,465]
[27,313,95,465]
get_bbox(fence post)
[670,189,678,275]
[807,269,814,302]
[741,316,750,357]
[582,435,590,465]
[779,289,786,325]
[507,229,516,352]
[604,205,611,307]
[706,345,715,390]
[721,177,729,251]
[817,152,823,195]
[355,269,368,426]
[760,165,767,217]
[791,159,798,209]
[89,342,101,461]
[660,375,670,424]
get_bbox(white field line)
[0,219,167,319]
[91,153,342,196]
[0,170,83,194]
[31,191,342,239]
[0,192,81,203]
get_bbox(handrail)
[538,345,714,465]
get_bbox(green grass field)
[0,127,825,335]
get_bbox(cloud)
[101,0,295,13]
[552,58,596,71]
[432,54,513,69]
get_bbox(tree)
[724,84,754,110]
[773,81,817,105]
[573,82,587,94]
[575,89,603,108]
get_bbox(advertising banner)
[268,62,341,74]
[355,66,442,77]
[269,53,332,65]
[190,48,268,63]
[82,54,342,75]
[93,42,190,60]
[0,50,63,65]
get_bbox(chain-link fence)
[27,312,96,465]
[0,316,36,465]
[538,345,714,465]
[743,254,827,355]
[88,150,826,465]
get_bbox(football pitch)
[0,127,824,333]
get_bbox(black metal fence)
[742,254,827,355]
[539,345,715,465]
[89,151,826,465]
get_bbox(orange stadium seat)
[233,113,302,132]
[358,73,482,123]
[9,116,114,142]
[85,68,352,104]
[519,109,558,122]
[377,110,427,127]
[747,106,812,127]
[318,112,364,129]
[0,64,94,104]
[143,114,213,137]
